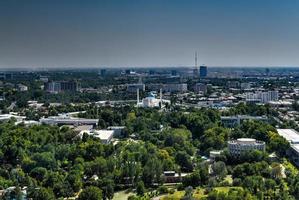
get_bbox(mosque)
[136,89,169,108]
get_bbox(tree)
[136,181,145,196]
[78,186,102,200]
[29,187,55,200]
[212,161,227,180]
[101,178,114,200]
[182,186,194,200]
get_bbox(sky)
[0,0,299,68]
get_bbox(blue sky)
[0,0,299,68]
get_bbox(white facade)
[246,91,278,103]
[40,115,98,126]
[228,138,265,156]
[277,129,299,166]
[79,129,114,144]
[0,114,25,123]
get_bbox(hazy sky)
[1,0,299,68]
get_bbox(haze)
[0,0,299,68]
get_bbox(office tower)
[100,69,107,76]
[200,65,207,78]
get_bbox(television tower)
[193,51,199,78]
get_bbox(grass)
[160,188,206,200]
[160,187,243,200]
[282,158,298,175]
[113,190,135,200]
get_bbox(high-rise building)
[200,65,207,78]
[100,69,107,76]
[194,83,207,94]
[245,91,279,103]
[44,81,79,93]
[171,70,177,76]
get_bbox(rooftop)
[277,129,299,144]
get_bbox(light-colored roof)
[93,130,114,140]
[277,129,299,144]
[291,144,299,154]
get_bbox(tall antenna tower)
[195,51,198,69]
[193,51,199,78]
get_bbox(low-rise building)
[221,115,268,128]
[79,129,114,144]
[277,129,299,166]
[228,138,265,157]
[40,115,98,126]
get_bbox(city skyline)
[1,0,299,68]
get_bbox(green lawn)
[282,158,298,175]
[113,190,135,200]
[160,187,242,200]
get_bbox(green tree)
[78,186,102,200]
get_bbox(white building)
[246,91,279,103]
[17,84,28,92]
[107,126,126,137]
[277,129,299,166]
[228,138,265,157]
[137,90,170,108]
[79,129,114,144]
[0,114,26,123]
[40,114,98,126]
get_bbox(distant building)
[44,81,79,93]
[17,84,28,92]
[226,81,240,88]
[228,138,265,157]
[221,115,268,128]
[125,69,131,75]
[171,70,177,76]
[100,69,107,76]
[240,82,251,90]
[163,83,188,93]
[39,76,49,82]
[40,115,98,126]
[200,65,207,78]
[0,73,13,80]
[246,91,279,103]
[194,83,207,94]
[0,114,25,123]
[127,83,145,93]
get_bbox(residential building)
[194,83,207,94]
[246,91,279,103]
[44,81,79,93]
[127,83,145,93]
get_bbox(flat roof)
[93,130,114,140]
[277,129,299,144]
[291,144,299,154]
